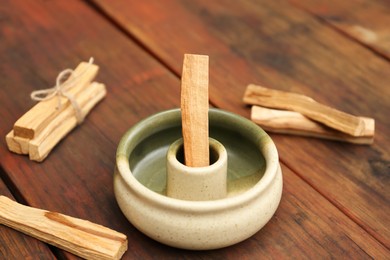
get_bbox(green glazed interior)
[127,108,267,197]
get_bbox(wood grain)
[251,106,374,144]
[29,82,106,162]
[0,196,127,260]
[181,54,209,167]
[92,0,390,249]
[7,82,106,161]
[13,62,99,139]
[0,177,56,259]
[289,0,390,59]
[5,131,29,155]
[0,1,181,259]
[0,0,389,259]
[244,84,367,137]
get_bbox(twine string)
[30,57,94,124]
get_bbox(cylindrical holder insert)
[166,138,227,201]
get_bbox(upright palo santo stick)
[181,54,209,167]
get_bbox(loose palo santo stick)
[251,106,374,144]
[243,84,366,137]
[13,62,99,139]
[0,196,127,260]
[181,54,209,167]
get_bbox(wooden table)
[0,1,389,258]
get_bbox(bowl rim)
[116,108,280,213]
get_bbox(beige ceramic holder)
[167,138,227,201]
[114,108,283,250]
[115,55,282,250]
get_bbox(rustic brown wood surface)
[0,0,389,259]
[289,0,390,59]
[92,0,390,250]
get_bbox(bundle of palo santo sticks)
[6,59,106,161]
[243,84,375,144]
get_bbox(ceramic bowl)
[114,108,282,250]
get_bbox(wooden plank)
[91,0,390,249]
[289,0,390,59]
[0,1,180,259]
[181,54,209,167]
[262,164,389,259]
[0,176,56,259]
[0,0,389,259]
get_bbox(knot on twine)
[30,57,94,124]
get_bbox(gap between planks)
[83,1,220,109]
[278,155,388,250]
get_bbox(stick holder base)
[114,108,283,250]
[167,138,227,201]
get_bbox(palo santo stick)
[243,84,366,137]
[181,54,209,167]
[29,82,106,162]
[5,131,29,154]
[251,106,374,144]
[13,62,99,139]
[0,195,127,260]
